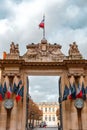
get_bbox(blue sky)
[0,0,87,102]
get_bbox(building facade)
[37,102,59,127]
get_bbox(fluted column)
[10,101,17,130]
[69,75,78,130]
[81,75,87,130]
[17,101,23,130]
[0,102,7,130]
[21,73,27,130]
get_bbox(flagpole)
[43,15,45,39]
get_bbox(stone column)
[21,73,27,130]
[81,75,87,129]
[69,75,78,130]
[10,101,17,130]
[61,73,67,130]
[0,102,7,130]
[16,101,23,130]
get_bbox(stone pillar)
[81,75,87,129]
[0,102,7,130]
[61,74,66,130]
[69,75,78,130]
[16,101,23,130]
[10,101,17,130]
[21,73,27,130]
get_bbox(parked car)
[40,121,47,128]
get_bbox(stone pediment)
[22,39,66,62]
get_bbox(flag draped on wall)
[68,83,76,100]
[3,82,7,94]
[81,82,86,100]
[0,84,4,101]
[13,83,19,94]
[15,80,24,102]
[62,85,69,101]
[76,84,82,98]
[6,85,13,99]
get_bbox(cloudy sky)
[29,76,59,103]
[0,0,87,102]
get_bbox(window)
[45,107,47,112]
[52,107,55,112]
[45,115,47,121]
[53,115,55,121]
[49,107,51,112]
[49,115,51,121]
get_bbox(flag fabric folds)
[0,84,4,101]
[81,82,86,100]
[76,84,82,98]
[39,19,44,28]
[16,86,24,102]
[3,82,7,94]
[6,85,13,99]
[62,85,69,101]
[13,83,19,94]
[69,83,76,100]
[16,80,24,102]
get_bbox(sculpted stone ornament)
[23,39,66,62]
[74,98,84,109]
[4,99,14,109]
[68,42,82,59]
[6,42,20,59]
[10,42,19,54]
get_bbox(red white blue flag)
[6,86,13,99]
[39,19,44,28]
[76,84,82,98]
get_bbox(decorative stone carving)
[10,42,19,54]
[23,39,66,62]
[5,40,83,61]
[68,42,82,59]
[6,42,20,59]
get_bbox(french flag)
[76,84,82,98]
[16,86,24,102]
[6,86,13,99]
[39,19,44,28]
[0,84,4,101]
[68,87,72,99]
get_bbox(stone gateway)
[0,39,87,130]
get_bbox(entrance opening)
[28,76,60,128]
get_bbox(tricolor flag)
[3,82,7,94]
[68,83,76,99]
[6,85,13,99]
[0,84,4,101]
[62,85,69,101]
[81,82,86,100]
[13,82,19,94]
[76,84,82,98]
[39,19,44,28]
[16,86,24,102]
[16,80,24,102]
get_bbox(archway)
[0,39,87,130]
